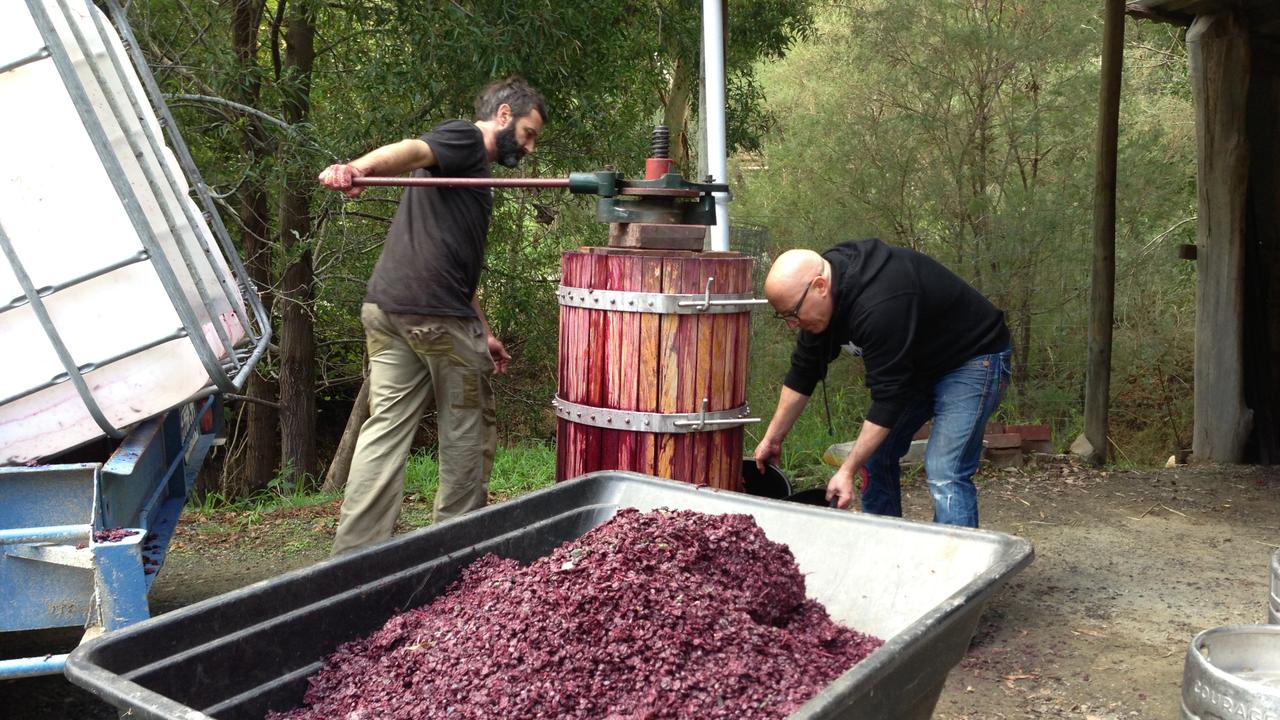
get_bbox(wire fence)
[730,223,772,294]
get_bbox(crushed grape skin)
[272,508,882,720]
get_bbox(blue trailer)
[0,0,271,679]
[0,396,225,679]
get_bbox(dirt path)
[2,461,1276,719]
[922,461,1279,719]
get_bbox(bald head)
[764,249,834,332]
[765,249,824,301]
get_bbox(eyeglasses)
[773,277,815,322]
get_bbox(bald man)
[754,238,1010,527]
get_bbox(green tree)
[735,1,1197,459]
[129,0,816,493]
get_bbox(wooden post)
[1188,13,1252,462]
[1077,0,1125,465]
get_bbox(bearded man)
[318,76,546,554]
[754,239,1011,528]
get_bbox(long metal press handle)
[351,176,571,189]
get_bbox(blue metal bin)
[0,396,221,679]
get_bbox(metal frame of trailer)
[1,0,270,679]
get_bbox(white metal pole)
[702,0,730,251]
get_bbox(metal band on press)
[555,280,769,315]
[552,396,759,433]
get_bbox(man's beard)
[495,123,525,168]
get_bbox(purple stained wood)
[556,249,753,490]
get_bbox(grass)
[188,468,344,516]
[401,442,556,526]
[189,442,556,517]
[180,442,558,554]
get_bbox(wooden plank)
[555,252,574,480]
[600,253,626,469]
[583,252,609,473]
[672,256,701,483]
[589,247,698,259]
[608,223,707,251]
[656,257,685,479]
[635,256,663,475]
[732,256,751,487]
[706,259,727,489]
[690,259,717,485]
[571,251,593,478]
[554,251,568,481]
[616,255,642,471]
[738,257,753,489]
[555,255,567,480]
[722,257,752,492]
[559,251,583,480]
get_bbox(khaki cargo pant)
[330,304,497,556]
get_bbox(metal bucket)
[1180,624,1280,719]
[1269,549,1279,625]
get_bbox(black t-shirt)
[365,120,492,316]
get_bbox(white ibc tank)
[0,1,261,464]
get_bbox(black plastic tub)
[65,472,1032,720]
[786,487,834,506]
[742,459,791,499]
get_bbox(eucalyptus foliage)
[735,2,1197,462]
[128,0,814,488]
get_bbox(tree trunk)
[1014,287,1032,400]
[1077,0,1124,465]
[663,55,696,173]
[228,0,279,497]
[970,79,990,293]
[1188,12,1252,463]
[239,194,279,494]
[321,374,370,494]
[278,0,318,483]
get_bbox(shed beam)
[1124,3,1193,26]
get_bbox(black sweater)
[783,239,1010,427]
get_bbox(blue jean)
[861,348,1011,528]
